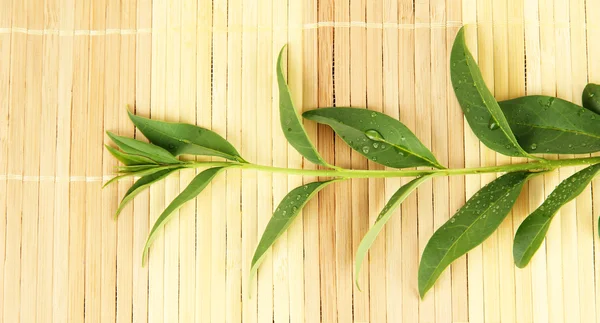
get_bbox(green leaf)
[107,132,181,165]
[127,111,245,162]
[114,168,180,219]
[277,46,331,167]
[103,165,182,188]
[418,171,535,297]
[248,180,337,292]
[105,145,159,166]
[500,96,600,154]
[451,27,532,158]
[583,83,600,114]
[302,108,444,169]
[355,174,434,290]
[513,163,600,268]
[118,165,161,173]
[142,167,227,265]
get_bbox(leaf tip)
[355,280,362,292]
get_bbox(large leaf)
[127,111,245,162]
[142,167,228,265]
[277,46,331,167]
[418,171,535,297]
[105,145,158,166]
[451,27,532,158]
[303,108,444,169]
[583,83,600,114]
[500,96,600,154]
[355,174,434,290]
[248,180,337,291]
[107,132,181,165]
[114,168,181,219]
[513,163,600,268]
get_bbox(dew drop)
[450,218,456,223]
[296,195,301,200]
[482,214,487,219]
[401,136,406,141]
[530,143,537,150]
[569,144,573,148]
[450,236,456,241]
[282,210,287,215]
[362,146,370,154]
[370,112,377,117]
[303,186,308,190]
[292,206,298,212]
[287,128,292,132]
[373,142,379,149]
[372,157,377,161]
[398,151,405,156]
[380,144,386,149]
[488,118,499,131]
[365,129,384,141]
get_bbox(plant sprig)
[105,26,600,299]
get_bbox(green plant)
[105,27,600,298]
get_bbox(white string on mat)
[0,174,130,182]
[1,21,594,36]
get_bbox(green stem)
[183,156,600,178]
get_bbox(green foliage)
[450,28,534,158]
[104,28,600,300]
[418,171,536,297]
[248,180,337,292]
[500,95,600,154]
[303,108,444,169]
[513,164,600,268]
[277,46,332,168]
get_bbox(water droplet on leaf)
[487,118,499,131]
[365,129,384,141]
[362,146,370,154]
[373,142,379,149]
[530,143,537,150]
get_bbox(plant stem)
[184,156,600,178]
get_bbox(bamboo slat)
[2,0,600,322]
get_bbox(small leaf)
[107,132,181,165]
[500,96,600,154]
[451,27,532,158]
[142,167,227,265]
[114,168,181,219]
[118,165,161,173]
[103,165,182,188]
[127,111,245,162]
[303,108,444,169]
[277,46,331,167]
[105,145,158,166]
[418,171,535,297]
[582,83,600,114]
[355,174,434,290]
[513,164,600,268]
[248,180,337,292]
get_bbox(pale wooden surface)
[1,0,599,322]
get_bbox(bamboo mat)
[1,0,599,322]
